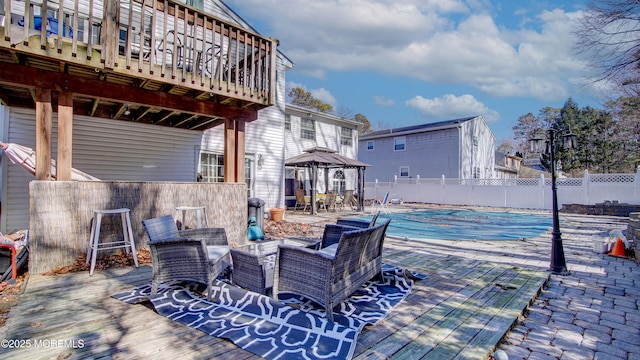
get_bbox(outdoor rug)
[112,264,426,360]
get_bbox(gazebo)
[285,147,370,214]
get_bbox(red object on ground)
[609,237,626,258]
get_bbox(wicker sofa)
[334,210,380,230]
[142,215,231,300]
[274,218,391,320]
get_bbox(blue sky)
[224,0,606,141]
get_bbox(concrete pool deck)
[283,204,640,359]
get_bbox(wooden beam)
[0,63,258,122]
[236,120,245,183]
[102,0,120,69]
[0,87,10,105]
[223,119,246,183]
[224,118,237,183]
[89,98,100,117]
[35,89,52,180]
[156,111,179,125]
[189,117,221,130]
[175,114,198,128]
[57,92,73,181]
[133,106,153,122]
[113,103,128,120]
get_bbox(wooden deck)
[0,234,549,360]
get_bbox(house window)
[367,140,374,150]
[301,118,315,140]
[199,151,255,196]
[199,152,224,183]
[341,127,353,146]
[333,170,346,195]
[180,0,204,10]
[284,114,291,131]
[400,166,409,177]
[394,136,406,151]
[473,166,480,179]
[245,157,254,198]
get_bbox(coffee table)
[230,239,319,295]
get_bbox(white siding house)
[283,104,360,207]
[358,116,495,182]
[199,55,293,212]
[0,0,293,233]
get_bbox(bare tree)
[575,0,640,96]
[334,106,354,119]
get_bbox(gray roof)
[285,147,370,168]
[360,116,478,140]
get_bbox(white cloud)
[226,0,591,101]
[311,88,337,107]
[405,94,500,122]
[374,96,396,106]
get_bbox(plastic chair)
[372,192,390,214]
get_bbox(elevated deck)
[0,0,277,130]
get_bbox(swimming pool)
[359,208,552,241]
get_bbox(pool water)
[361,208,552,241]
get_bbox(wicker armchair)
[275,219,391,321]
[142,215,231,299]
[335,211,380,229]
[319,223,360,248]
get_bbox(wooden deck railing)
[0,0,277,106]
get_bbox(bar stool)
[175,206,209,230]
[86,208,139,276]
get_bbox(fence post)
[394,175,397,184]
[540,173,546,209]
[503,177,507,208]
[441,175,446,204]
[584,169,589,205]
[636,166,640,203]
[416,175,420,185]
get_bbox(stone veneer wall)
[29,181,247,274]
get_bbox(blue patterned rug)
[112,264,426,360]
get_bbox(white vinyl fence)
[364,169,640,210]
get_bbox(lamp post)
[530,128,577,275]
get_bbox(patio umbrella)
[0,141,100,181]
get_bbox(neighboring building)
[494,152,522,179]
[283,104,361,207]
[0,0,289,233]
[358,116,495,182]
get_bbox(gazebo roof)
[285,147,370,168]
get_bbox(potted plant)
[266,181,284,222]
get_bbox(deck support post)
[224,118,245,183]
[57,92,74,181]
[35,88,52,180]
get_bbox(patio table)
[230,239,319,295]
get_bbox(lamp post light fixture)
[529,127,577,275]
